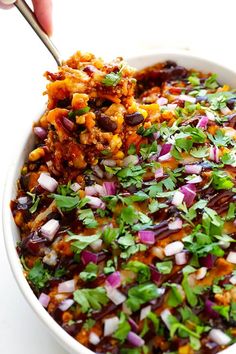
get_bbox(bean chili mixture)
[11,51,236,354]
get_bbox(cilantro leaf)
[118,206,137,225]
[126,283,159,311]
[68,107,90,119]
[137,124,159,137]
[67,232,100,254]
[190,146,209,158]
[78,208,98,228]
[103,227,120,244]
[208,130,232,147]
[188,74,200,86]
[102,71,122,86]
[166,283,183,308]
[50,194,81,211]
[124,261,151,283]
[211,170,234,190]
[204,74,219,89]
[28,260,51,290]
[73,287,109,313]
[113,313,131,343]
[82,318,96,330]
[80,262,98,282]
[156,261,173,274]
[212,305,230,320]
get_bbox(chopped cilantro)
[137,124,159,137]
[124,261,151,283]
[211,170,234,190]
[28,260,51,290]
[27,192,40,214]
[67,232,100,254]
[166,283,183,308]
[78,208,98,228]
[208,130,232,147]
[113,313,131,343]
[68,107,90,119]
[204,74,219,89]
[102,70,122,86]
[82,318,96,330]
[73,286,109,313]
[140,141,158,160]
[80,262,98,282]
[104,259,116,275]
[212,305,230,320]
[128,144,136,155]
[126,283,159,311]
[226,203,236,221]
[190,146,209,158]
[118,205,137,225]
[188,73,200,86]
[50,194,82,212]
[156,261,173,274]
[103,227,120,244]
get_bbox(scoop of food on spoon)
[1,0,61,66]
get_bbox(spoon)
[2,0,62,66]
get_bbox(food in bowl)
[10,51,236,353]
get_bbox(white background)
[1,1,236,353]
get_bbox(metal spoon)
[4,0,62,65]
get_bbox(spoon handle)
[14,0,62,66]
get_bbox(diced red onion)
[171,190,184,206]
[128,317,139,332]
[175,252,187,265]
[90,239,103,251]
[168,217,183,230]
[159,144,172,157]
[89,332,100,345]
[149,265,162,284]
[185,164,202,174]
[103,182,116,195]
[101,159,116,167]
[160,309,172,329]
[220,106,231,115]
[62,117,75,131]
[158,152,172,162]
[206,110,215,121]
[38,173,58,192]
[209,329,231,346]
[70,182,81,192]
[91,165,104,178]
[34,126,47,139]
[179,184,196,207]
[58,298,74,311]
[140,305,151,321]
[204,300,219,319]
[229,275,236,285]
[167,103,177,111]
[58,279,75,293]
[195,267,207,280]
[86,196,106,210]
[157,97,168,106]
[105,285,126,305]
[123,155,139,167]
[196,116,208,129]
[199,254,214,269]
[138,230,155,245]
[209,146,219,163]
[104,316,119,336]
[41,219,60,241]
[164,241,184,256]
[153,132,160,140]
[127,331,145,347]
[155,167,164,178]
[81,250,98,265]
[179,94,196,103]
[106,271,121,288]
[85,186,97,196]
[18,196,28,205]
[38,293,50,308]
[226,251,236,264]
[186,175,202,184]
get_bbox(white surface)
[1,1,236,353]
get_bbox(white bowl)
[3,50,236,354]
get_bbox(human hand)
[0,0,52,35]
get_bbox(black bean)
[96,112,117,132]
[164,60,177,68]
[227,98,236,110]
[125,112,144,126]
